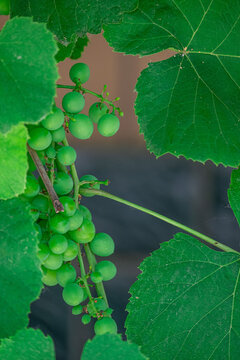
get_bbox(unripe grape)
[90,271,103,283]
[28,127,52,151]
[34,223,42,241]
[37,244,50,263]
[42,107,64,130]
[42,267,58,286]
[31,209,40,222]
[27,153,36,172]
[94,318,117,335]
[82,287,88,301]
[90,233,115,257]
[49,234,68,254]
[104,308,113,316]
[46,146,56,159]
[43,252,63,270]
[69,63,90,84]
[89,102,108,124]
[79,174,100,197]
[63,239,78,261]
[95,298,108,311]
[78,205,92,221]
[95,261,117,281]
[62,283,84,306]
[62,92,85,114]
[59,196,76,217]
[68,209,83,231]
[24,175,40,198]
[56,263,76,287]
[69,218,95,243]
[31,194,49,215]
[72,304,83,315]
[49,214,70,234]
[69,114,93,140]
[54,172,73,195]
[51,127,66,142]
[82,314,91,325]
[98,114,120,137]
[57,146,77,166]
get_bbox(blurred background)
[1,14,239,359]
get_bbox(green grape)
[79,174,100,197]
[42,107,64,130]
[59,196,76,217]
[82,287,88,301]
[49,214,70,234]
[46,146,56,159]
[28,127,52,151]
[62,92,85,114]
[95,261,117,281]
[97,114,120,137]
[49,234,68,254]
[68,209,83,231]
[90,233,115,257]
[63,239,78,261]
[69,114,93,140]
[69,63,90,84]
[69,218,95,243]
[62,283,84,306]
[0,0,9,15]
[95,298,108,311]
[31,194,49,215]
[56,263,76,287]
[34,223,42,241]
[27,153,36,172]
[94,318,117,335]
[24,175,40,198]
[51,126,66,142]
[37,244,50,263]
[78,205,92,221]
[42,266,58,286]
[54,172,73,195]
[90,271,103,284]
[82,314,91,325]
[57,146,77,166]
[89,102,108,124]
[104,308,113,316]
[72,304,83,315]
[43,252,63,270]
[30,209,40,222]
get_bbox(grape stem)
[27,144,64,213]
[79,188,239,254]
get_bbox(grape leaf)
[228,168,240,226]
[104,0,240,166]
[0,328,55,360]
[56,35,89,63]
[0,17,58,133]
[126,233,240,360]
[10,0,138,43]
[81,334,147,360]
[0,198,42,338]
[0,124,28,200]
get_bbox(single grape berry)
[49,214,70,234]
[82,314,91,325]
[69,63,90,84]
[90,271,103,284]
[43,252,63,270]
[78,205,92,221]
[72,304,83,315]
[28,127,52,151]
[63,239,78,261]
[95,261,117,281]
[97,114,120,137]
[54,172,73,195]
[79,174,100,197]
[57,146,77,166]
[62,283,84,306]
[31,194,49,215]
[68,209,83,231]
[42,267,58,286]
[27,153,36,172]
[46,146,56,159]
[94,318,117,335]
[62,92,85,114]
[24,175,40,198]
[59,196,76,217]
[89,102,108,124]
[51,127,66,142]
[69,218,95,243]
[42,107,64,130]
[95,298,108,311]
[90,233,115,257]
[37,244,50,263]
[69,114,93,140]
[56,263,76,287]
[49,234,68,254]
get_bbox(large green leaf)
[81,334,147,360]
[126,233,240,360]
[0,125,28,200]
[228,168,240,226]
[0,17,58,133]
[0,198,42,338]
[104,1,240,166]
[56,35,89,62]
[0,328,55,359]
[10,0,138,43]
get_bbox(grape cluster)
[23,63,122,335]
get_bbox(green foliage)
[0,198,42,338]
[228,168,240,226]
[0,328,55,360]
[126,233,240,359]
[56,35,89,62]
[81,334,147,360]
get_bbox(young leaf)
[0,198,42,338]
[126,233,240,360]
[81,333,147,360]
[0,17,58,133]
[0,124,28,200]
[228,168,240,226]
[104,0,240,166]
[56,35,89,63]
[0,328,55,360]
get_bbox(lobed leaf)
[56,35,89,62]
